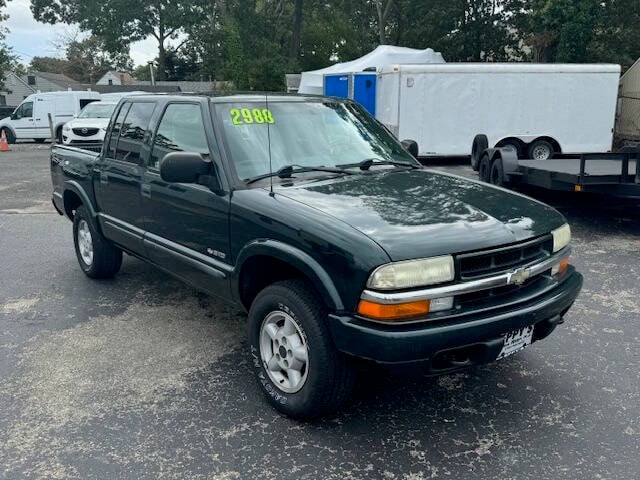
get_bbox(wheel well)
[238,255,309,310]
[63,190,83,219]
[531,136,561,153]
[496,137,525,150]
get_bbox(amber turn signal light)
[357,299,431,321]
[552,257,570,276]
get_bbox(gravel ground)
[0,146,638,479]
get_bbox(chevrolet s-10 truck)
[50,93,582,417]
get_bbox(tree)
[0,0,17,91]
[374,0,394,44]
[28,35,132,83]
[31,0,201,80]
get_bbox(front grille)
[456,275,546,308]
[72,128,99,137]
[456,235,553,280]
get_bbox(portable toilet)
[323,74,350,99]
[352,72,377,115]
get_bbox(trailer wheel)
[479,154,491,182]
[489,158,505,187]
[528,139,554,160]
[471,134,488,171]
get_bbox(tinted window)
[149,103,209,169]
[115,102,156,163]
[107,102,131,158]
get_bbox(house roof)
[28,71,82,89]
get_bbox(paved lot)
[1,147,638,479]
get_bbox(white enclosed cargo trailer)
[376,63,621,159]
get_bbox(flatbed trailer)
[477,147,640,200]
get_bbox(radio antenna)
[265,92,274,195]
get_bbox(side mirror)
[401,139,419,159]
[10,113,17,120]
[160,152,211,184]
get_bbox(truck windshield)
[78,103,116,119]
[213,100,418,181]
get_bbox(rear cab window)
[107,101,156,164]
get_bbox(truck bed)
[518,159,637,177]
[512,153,640,199]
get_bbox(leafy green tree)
[28,35,132,83]
[31,0,201,80]
[0,0,17,91]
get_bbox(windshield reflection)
[214,100,417,181]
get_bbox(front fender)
[232,239,344,311]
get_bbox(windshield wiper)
[245,164,353,185]
[337,158,420,171]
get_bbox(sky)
[4,0,158,67]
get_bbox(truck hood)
[275,169,565,261]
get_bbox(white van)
[376,63,621,159]
[0,91,101,143]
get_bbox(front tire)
[73,205,122,278]
[471,134,489,171]
[1,127,15,144]
[248,279,355,418]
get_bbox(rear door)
[140,101,232,296]
[33,96,55,137]
[95,100,156,254]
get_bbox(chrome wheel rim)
[77,220,94,266]
[259,310,309,393]
[532,145,551,160]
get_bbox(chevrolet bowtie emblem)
[507,267,531,286]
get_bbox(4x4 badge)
[507,267,531,286]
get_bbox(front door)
[141,101,232,297]
[11,101,35,138]
[95,100,156,254]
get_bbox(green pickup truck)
[51,93,582,417]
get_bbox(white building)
[0,72,36,107]
[97,71,134,86]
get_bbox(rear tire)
[471,134,488,171]
[73,205,122,278]
[1,127,15,144]
[489,158,505,186]
[527,139,554,161]
[478,154,491,182]
[248,279,355,418]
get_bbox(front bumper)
[62,132,105,144]
[328,270,582,371]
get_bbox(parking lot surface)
[1,147,638,479]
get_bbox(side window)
[116,102,156,164]
[107,102,131,158]
[15,101,33,119]
[149,103,209,170]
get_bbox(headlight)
[63,125,70,131]
[367,255,455,290]
[551,223,571,252]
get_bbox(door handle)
[141,184,151,198]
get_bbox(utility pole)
[148,61,156,86]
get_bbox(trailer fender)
[491,147,519,178]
